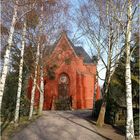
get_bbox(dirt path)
[11,110,125,140]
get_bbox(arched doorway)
[55,73,71,110]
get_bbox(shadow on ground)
[56,111,111,140]
[11,110,125,140]
[55,110,125,139]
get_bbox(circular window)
[59,74,69,84]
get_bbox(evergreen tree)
[108,32,139,136]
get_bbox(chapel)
[28,32,100,110]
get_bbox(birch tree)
[125,0,135,139]
[14,21,27,123]
[29,42,40,120]
[76,0,138,130]
[0,1,18,111]
[75,0,128,126]
[29,0,70,118]
[0,0,36,113]
[38,45,44,115]
[29,4,44,120]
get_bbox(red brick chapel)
[28,32,100,110]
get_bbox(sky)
[0,0,106,87]
[69,0,106,87]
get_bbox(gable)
[44,32,93,64]
[52,32,77,58]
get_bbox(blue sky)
[69,0,106,87]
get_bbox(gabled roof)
[44,32,93,64]
[72,47,93,63]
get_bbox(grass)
[1,115,40,140]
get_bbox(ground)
[11,110,125,140]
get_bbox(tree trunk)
[38,4,45,115]
[38,52,44,115]
[96,101,106,127]
[96,82,108,127]
[29,43,40,120]
[125,0,135,139]
[96,21,112,127]
[14,21,26,123]
[96,69,112,127]
[96,64,117,127]
[0,3,18,111]
[92,72,98,117]
[29,4,44,120]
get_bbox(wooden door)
[56,74,71,110]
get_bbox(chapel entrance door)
[56,74,71,110]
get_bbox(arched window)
[58,73,69,97]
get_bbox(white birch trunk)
[38,52,44,115]
[38,4,45,115]
[125,0,135,139]
[29,43,40,120]
[29,4,44,120]
[14,21,26,123]
[0,3,18,111]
